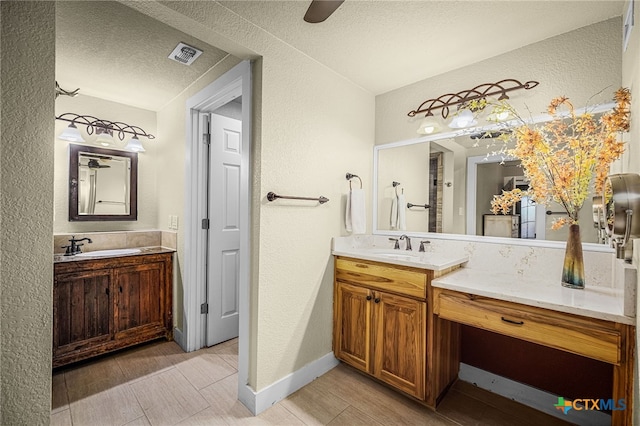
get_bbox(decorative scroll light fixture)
[56,113,155,152]
[54,81,154,152]
[408,79,539,133]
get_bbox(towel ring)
[346,173,362,190]
[393,181,401,197]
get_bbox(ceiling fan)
[304,0,344,23]
[87,159,111,169]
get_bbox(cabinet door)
[114,262,165,337]
[373,291,426,399]
[334,282,372,373]
[53,270,112,356]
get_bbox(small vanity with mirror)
[53,144,174,368]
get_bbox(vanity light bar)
[407,79,539,119]
[55,113,155,141]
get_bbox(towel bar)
[407,203,430,209]
[546,210,565,215]
[267,192,329,204]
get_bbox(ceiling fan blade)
[304,0,344,23]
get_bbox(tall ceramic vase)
[562,224,585,289]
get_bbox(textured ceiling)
[219,0,624,95]
[56,1,624,110]
[55,1,230,111]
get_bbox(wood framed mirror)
[69,144,138,221]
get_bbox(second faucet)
[399,235,412,251]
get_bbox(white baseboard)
[239,352,339,415]
[173,327,185,351]
[459,363,611,426]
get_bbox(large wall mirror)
[373,103,615,249]
[69,144,138,221]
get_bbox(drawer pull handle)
[501,317,524,325]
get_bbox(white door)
[206,113,242,346]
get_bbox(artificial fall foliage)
[490,88,631,230]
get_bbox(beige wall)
[0,2,55,424]
[126,2,375,391]
[54,94,158,233]
[377,143,431,232]
[622,1,640,175]
[375,18,622,145]
[620,1,639,424]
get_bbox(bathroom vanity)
[431,268,635,426]
[53,248,173,367]
[332,240,635,425]
[332,247,468,407]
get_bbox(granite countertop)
[431,268,633,325]
[54,246,176,263]
[332,247,469,271]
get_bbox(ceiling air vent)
[168,42,203,66]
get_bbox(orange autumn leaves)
[490,88,631,230]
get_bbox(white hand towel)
[397,194,407,231]
[345,191,353,232]
[390,196,398,229]
[349,189,366,234]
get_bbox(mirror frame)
[372,102,616,253]
[69,144,138,221]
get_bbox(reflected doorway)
[428,153,443,233]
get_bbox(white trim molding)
[459,363,611,426]
[183,60,253,410]
[246,353,339,415]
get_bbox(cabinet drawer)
[336,257,426,299]
[433,288,621,365]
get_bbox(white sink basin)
[75,248,141,257]
[366,249,420,257]
[375,253,420,261]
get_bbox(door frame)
[183,60,252,406]
[466,154,546,239]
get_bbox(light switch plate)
[171,215,179,230]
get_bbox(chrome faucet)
[419,240,431,252]
[62,236,93,256]
[399,235,412,251]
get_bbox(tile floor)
[51,339,571,426]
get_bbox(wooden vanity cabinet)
[114,262,166,339]
[334,257,457,403]
[53,252,173,367]
[53,269,113,358]
[433,286,635,426]
[372,290,426,399]
[334,282,372,373]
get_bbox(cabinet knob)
[366,295,372,301]
[374,297,380,304]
